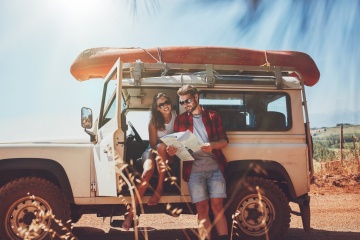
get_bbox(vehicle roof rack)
[122,62,297,89]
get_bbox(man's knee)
[211,199,224,213]
[196,201,210,215]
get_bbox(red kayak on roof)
[70,46,320,86]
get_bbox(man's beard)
[186,100,198,114]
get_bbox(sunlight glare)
[53,0,107,26]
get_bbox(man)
[167,85,229,240]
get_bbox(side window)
[199,91,291,131]
[199,93,247,131]
[267,95,288,126]
[104,95,116,121]
[257,94,290,131]
[99,80,118,128]
[126,110,151,140]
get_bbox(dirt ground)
[73,173,360,240]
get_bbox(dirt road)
[72,192,360,240]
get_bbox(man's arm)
[201,138,228,153]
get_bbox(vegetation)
[312,124,360,162]
[311,124,360,194]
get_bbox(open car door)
[93,58,125,196]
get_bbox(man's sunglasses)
[179,97,193,106]
[157,100,171,108]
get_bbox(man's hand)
[201,142,213,153]
[166,145,178,156]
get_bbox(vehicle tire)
[225,177,291,240]
[0,177,71,240]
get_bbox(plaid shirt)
[174,107,228,182]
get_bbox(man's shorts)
[188,168,227,203]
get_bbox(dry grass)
[312,159,360,194]
[15,152,360,239]
[15,202,76,240]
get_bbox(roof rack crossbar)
[123,62,296,87]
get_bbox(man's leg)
[196,200,212,240]
[208,169,228,239]
[188,171,212,239]
[210,198,228,237]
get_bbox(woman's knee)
[156,143,167,154]
[157,143,173,164]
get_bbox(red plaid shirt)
[174,107,228,182]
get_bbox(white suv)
[0,46,319,240]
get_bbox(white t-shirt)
[191,113,218,172]
[156,110,177,140]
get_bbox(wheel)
[128,121,144,144]
[70,204,83,224]
[0,177,71,240]
[226,177,291,240]
[70,213,82,224]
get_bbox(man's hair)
[177,84,198,96]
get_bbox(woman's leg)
[122,150,155,230]
[148,143,173,205]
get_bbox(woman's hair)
[150,93,172,131]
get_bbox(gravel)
[73,191,360,240]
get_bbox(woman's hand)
[166,145,178,156]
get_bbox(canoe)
[70,46,320,86]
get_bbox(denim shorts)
[188,168,227,203]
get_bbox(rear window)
[199,91,291,131]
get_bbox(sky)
[0,0,359,141]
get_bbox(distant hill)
[309,109,360,128]
[311,124,360,139]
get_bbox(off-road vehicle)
[0,46,320,239]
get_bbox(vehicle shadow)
[72,226,199,240]
[73,226,360,240]
[287,228,360,240]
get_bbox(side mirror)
[81,107,93,129]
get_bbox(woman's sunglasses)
[179,97,193,105]
[157,100,171,108]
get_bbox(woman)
[122,93,176,230]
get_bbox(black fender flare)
[225,160,297,200]
[0,158,74,203]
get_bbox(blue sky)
[1,0,359,141]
